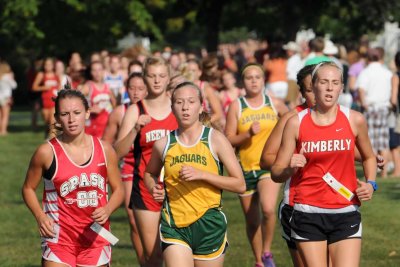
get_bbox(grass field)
[1,110,400,266]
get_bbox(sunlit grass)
[1,110,399,266]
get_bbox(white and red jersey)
[86,81,113,138]
[293,105,360,208]
[43,136,109,247]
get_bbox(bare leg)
[379,149,391,178]
[124,181,145,265]
[0,104,5,135]
[133,208,162,267]
[288,248,305,267]
[239,194,263,266]
[390,146,400,176]
[296,240,328,267]
[163,245,194,267]
[1,103,10,135]
[195,254,225,267]
[328,239,361,267]
[258,178,280,253]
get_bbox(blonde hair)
[241,62,264,78]
[311,61,343,84]
[143,56,171,77]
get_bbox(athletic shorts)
[290,204,362,244]
[42,242,111,267]
[160,208,228,260]
[389,128,400,149]
[240,170,270,196]
[130,176,162,211]
[278,202,296,250]
[120,163,134,182]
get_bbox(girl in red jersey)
[272,62,377,267]
[32,58,60,137]
[115,57,178,267]
[102,72,148,265]
[22,86,124,267]
[82,61,116,138]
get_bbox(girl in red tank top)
[272,62,377,267]
[82,61,116,138]
[32,58,60,137]
[22,88,123,267]
[115,57,177,267]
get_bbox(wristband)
[367,180,378,191]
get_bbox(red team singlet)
[121,104,134,182]
[293,105,360,208]
[42,74,59,109]
[131,101,178,211]
[85,81,113,138]
[43,136,110,247]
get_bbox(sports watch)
[367,180,378,191]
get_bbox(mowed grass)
[1,110,400,266]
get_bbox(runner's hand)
[356,179,374,201]
[37,214,56,238]
[92,206,111,225]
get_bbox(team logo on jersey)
[65,193,104,208]
[60,173,105,197]
[240,113,277,125]
[146,129,170,143]
[301,139,352,153]
[169,153,207,167]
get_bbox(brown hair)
[171,81,211,127]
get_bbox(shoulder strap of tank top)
[136,100,145,115]
[239,96,247,110]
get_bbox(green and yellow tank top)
[237,94,278,171]
[162,126,223,228]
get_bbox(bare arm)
[260,110,296,170]
[348,76,357,92]
[391,74,399,108]
[204,83,224,125]
[109,91,117,108]
[32,72,48,92]
[22,143,56,238]
[114,104,139,158]
[350,111,377,201]
[91,142,124,225]
[180,130,245,193]
[225,100,252,147]
[358,87,368,111]
[102,106,123,144]
[144,137,167,202]
[271,116,300,183]
[80,82,90,96]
